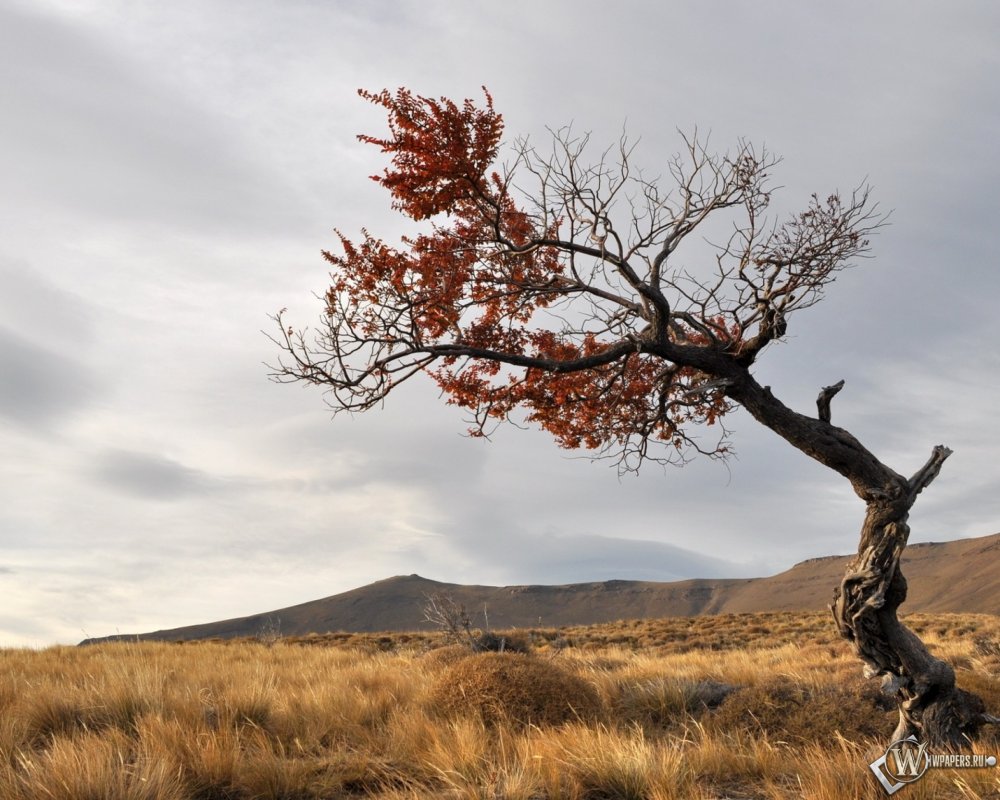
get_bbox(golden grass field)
[3,612,1000,799]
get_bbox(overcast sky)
[2,1,998,647]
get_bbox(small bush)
[22,694,87,744]
[974,636,1000,658]
[419,644,472,670]
[956,671,1000,745]
[616,677,736,729]
[473,630,531,654]
[428,652,604,727]
[708,677,893,744]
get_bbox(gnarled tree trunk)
[832,449,995,748]
[728,372,997,749]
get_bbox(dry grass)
[1,612,999,798]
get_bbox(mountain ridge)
[81,532,1000,644]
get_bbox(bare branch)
[680,376,734,399]
[816,379,845,423]
[907,444,953,501]
[422,592,479,649]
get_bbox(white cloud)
[1,0,998,646]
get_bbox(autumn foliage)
[272,87,878,469]
[318,89,710,458]
[281,87,863,465]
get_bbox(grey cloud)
[0,326,97,428]
[0,614,57,640]
[259,388,493,491]
[478,530,753,585]
[0,261,97,348]
[911,487,1000,545]
[445,414,849,566]
[330,448,488,493]
[94,449,221,501]
[0,4,309,236]
[401,441,783,585]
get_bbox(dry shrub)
[708,676,893,744]
[586,655,630,672]
[428,652,603,727]
[971,636,1000,676]
[973,635,1000,658]
[616,677,736,729]
[20,693,93,745]
[419,644,474,670]
[956,671,1000,746]
[958,670,1000,710]
[420,633,532,672]
[473,630,532,654]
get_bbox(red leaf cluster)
[320,88,732,459]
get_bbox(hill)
[81,531,1000,644]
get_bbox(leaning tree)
[271,87,997,748]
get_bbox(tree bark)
[727,372,995,748]
[832,448,992,748]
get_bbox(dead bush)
[708,677,894,744]
[427,652,603,727]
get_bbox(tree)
[270,87,998,748]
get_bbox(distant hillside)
[81,532,1000,644]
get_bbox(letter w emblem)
[890,739,928,777]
